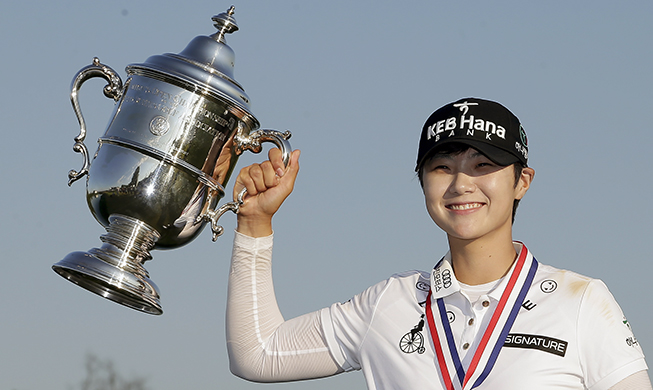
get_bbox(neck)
[447,229,517,285]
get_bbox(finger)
[268,148,286,177]
[283,149,301,179]
[274,150,300,195]
[247,163,271,194]
[259,160,280,189]
[234,165,257,199]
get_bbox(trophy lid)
[127,6,257,123]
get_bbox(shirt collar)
[430,242,529,300]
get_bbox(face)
[421,148,534,242]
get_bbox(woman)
[225,98,650,389]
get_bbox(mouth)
[446,202,484,211]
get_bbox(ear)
[515,167,535,200]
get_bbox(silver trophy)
[52,6,291,315]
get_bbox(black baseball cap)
[415,98,529,171]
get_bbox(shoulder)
[535,262,592,281]
[351,270,430,307]
[322,270,430,333]
[531,266,648,389]
[328,270,430,320]
[532,262,630,332]
[320,270,432,371]
[534,262,613,299]
[387,270,432,300]
[390,269,431,286]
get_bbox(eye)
[430,163,451,172]
[424,159,449,172]
[474,156,497,168]
[474,160,504,175]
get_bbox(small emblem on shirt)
[626,336,639,347]
[521,299,537,311]
[416,280,430,292]
[432,268,452,292]
[540,280,557,293]
[504,333,568,357]
[623,318,640,347]
[399,315,426,354]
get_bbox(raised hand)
[233,148,301,237]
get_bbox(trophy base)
[52,214,163,315]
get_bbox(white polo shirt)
[320,243,647,390]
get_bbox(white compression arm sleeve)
[608,371,653,390]
[226,232,342,382]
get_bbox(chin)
[437,224,483,241]
[449,231,484,242]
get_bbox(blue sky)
[1,1,651,389]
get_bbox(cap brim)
[417,139,521,170]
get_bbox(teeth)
[448,203,482,210]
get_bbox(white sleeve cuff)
[592,359,649,390]
[233,230,274,252]
[320,305,356,372]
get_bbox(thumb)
[279,149,301,179]
[274,149,300,195]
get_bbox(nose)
[449,171,476,195]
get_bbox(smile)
[447,202,484,211]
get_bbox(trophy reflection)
[52,7,291,315]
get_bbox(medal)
[426,244,538,389]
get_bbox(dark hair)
[510,163,526,224]
[417,143,526,224]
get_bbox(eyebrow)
[429,152,454,160]
[430,150,486,160]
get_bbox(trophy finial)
[211,5,239,43]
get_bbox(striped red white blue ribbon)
[425,245,538,389]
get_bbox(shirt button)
[468,318,474,326]
[482,300,490,308]
[463,343,470,350]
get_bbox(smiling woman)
[420,148,534,283]
[224,97,651,389]
[418,142,528,224]
[4,2,653,389]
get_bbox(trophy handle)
[202,128,292,241]
[68,57,123,186]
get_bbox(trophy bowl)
[52,6,291,315]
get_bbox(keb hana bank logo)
[426,101,507,143]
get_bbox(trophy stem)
[52,214,164,315]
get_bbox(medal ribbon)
[425,245,538,390]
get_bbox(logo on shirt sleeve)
[623,317,640,347]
